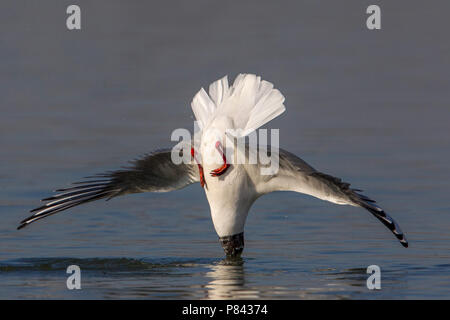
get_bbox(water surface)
[1,0,449,299]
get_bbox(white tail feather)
[191,88,216,130]
[208,76,229,107]
[191,73,285,135]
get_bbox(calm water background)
[1,0,449,299]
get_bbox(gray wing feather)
[276,148,408,248]
[18,148,199,229]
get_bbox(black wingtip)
[399,236,409,248]
[358,200,409,249]
[17,223,27,230]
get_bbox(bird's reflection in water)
[204,262,383,300]
[204,257,260,299]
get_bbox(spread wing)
[18,147,199,229]
[262,148,408,248]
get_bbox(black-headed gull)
[19,74,408,257]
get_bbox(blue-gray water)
[1,0,449,299]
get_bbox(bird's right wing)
[18,146,199,229]
[259,148,408,247]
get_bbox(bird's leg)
[210,141,230,177]
[191,147,206,188]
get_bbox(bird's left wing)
[18,147,199,229]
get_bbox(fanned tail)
[190,74,286,135]
[230,74,285,136]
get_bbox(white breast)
[200,127,257,237]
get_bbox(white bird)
[19,74,408,257]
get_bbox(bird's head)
[219,232,244,258]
